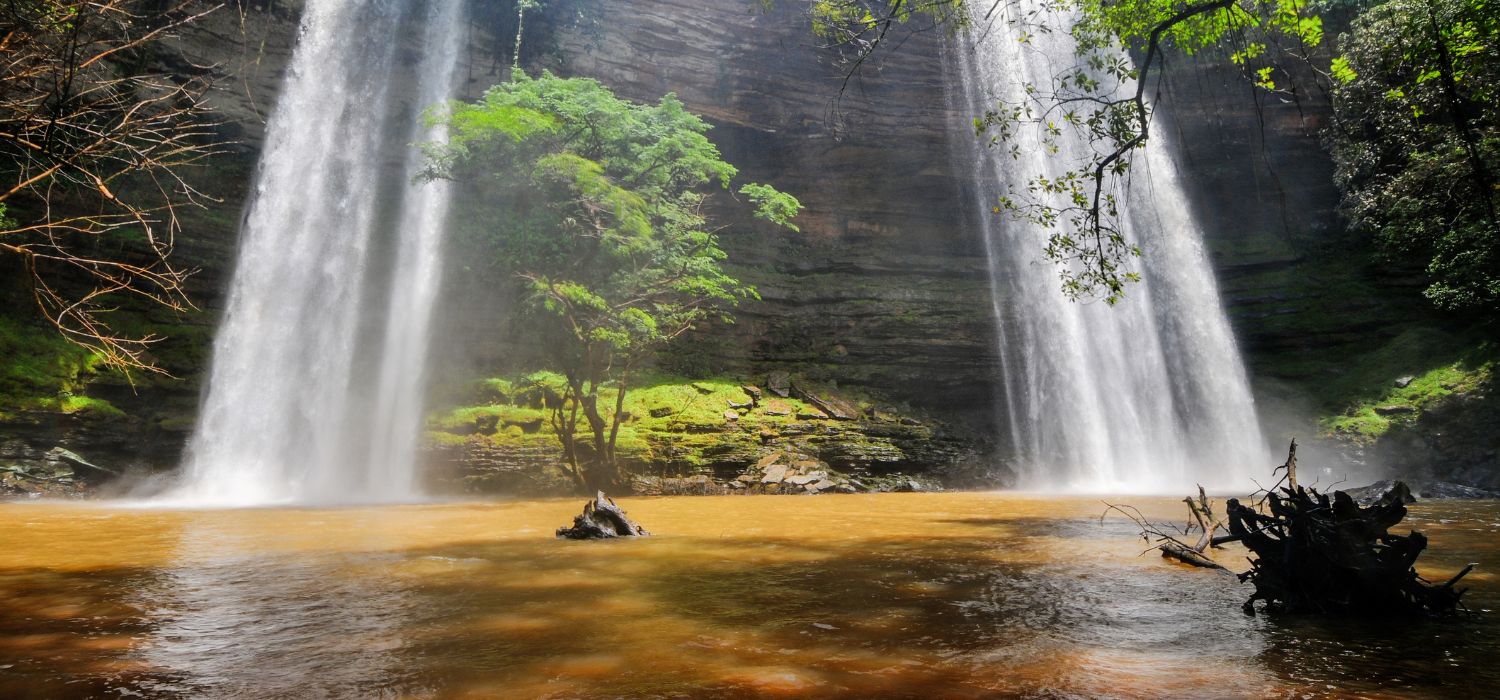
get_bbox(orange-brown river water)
[1,493,1496,698]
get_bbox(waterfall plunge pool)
[1,493,1496,698]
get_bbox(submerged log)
[556,491,651,540]
[1227,441,1473,616]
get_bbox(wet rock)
[556,492,650,539]
[1417,482,1500,500]
[1343,480,1418,506]
[475,414,500,435]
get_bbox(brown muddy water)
[0,493,1495,699]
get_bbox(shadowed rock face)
[478,0,1005,417]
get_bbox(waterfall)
[170,0,468,506]
[953,1,1270,492]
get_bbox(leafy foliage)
[1328,0,1499,314]
[425,72,800,491]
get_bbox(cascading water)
[954,1,1270,492]
[170,0,468,506]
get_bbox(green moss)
[1316,331,1495,442]
[58,395,125,418]
[0,315,103,414]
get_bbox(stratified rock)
[650,406,674,418]
[808,479,837,493]
[1373,405,1417,416]
[742,386,763,403]
[787,474,817,486]
[755,451,784,469]
[763,400,792,416]
[556,492,650,539]
[723,410,740,422]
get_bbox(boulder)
[808,479,837,493]
[723,409,741,422]
[761,464,789,484]
[767,371,791,398]
[742,385,763,403]
[791,383,860,421]
[787,474,818,486]
[1395,375,1416,389]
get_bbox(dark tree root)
[1109,439,1476,616]
[1229,442,1473,616]
[556,491,650,540]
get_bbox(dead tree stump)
[556,491,651,540]
[1226,441,1474,616]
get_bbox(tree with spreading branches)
[424,72,802,493]
[1,0,223,373]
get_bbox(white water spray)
[170,0,468,506]
[954,1,1270,492]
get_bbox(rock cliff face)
[487,0,1003,416]
[3,0,1487,486]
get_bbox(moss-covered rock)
[423,371,981,496]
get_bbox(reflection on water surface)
[0,493,1495,698]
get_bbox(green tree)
[424,72,802,493]
[1328,0,1499,314]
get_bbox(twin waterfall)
[171,1,1266,504]
[172,0,467,505]
[955,1,1269,491]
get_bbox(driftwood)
[1228,442,1473,616]
[1110,440,1476,617]
[556,491,651,540]
[1104,487,1231,573]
